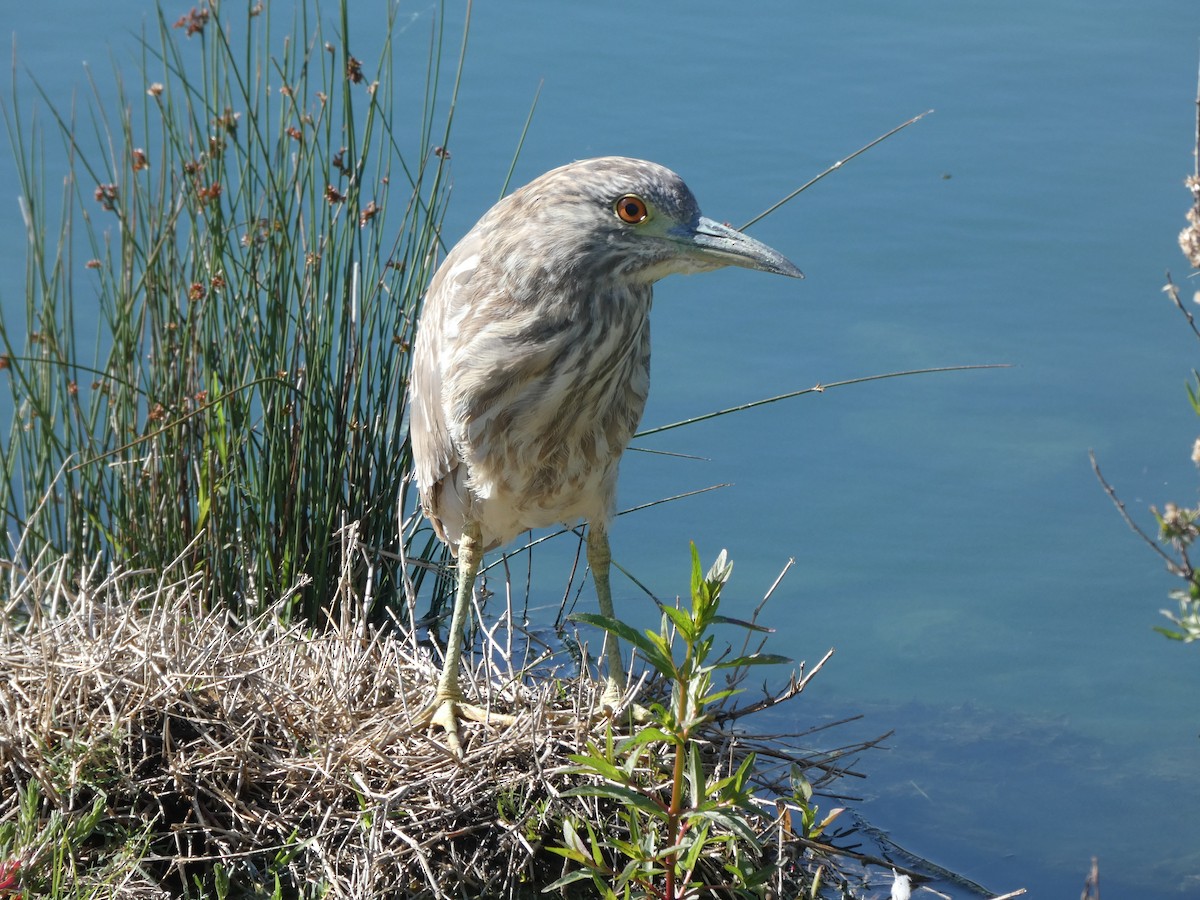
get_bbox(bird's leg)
[418,520,515,755]
[435,519,480,697]
[420,519,481,754]
[587,523,627,707]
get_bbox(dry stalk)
[0,542,874,897]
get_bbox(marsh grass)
[0,0,454,620]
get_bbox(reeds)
[0,0,453,620]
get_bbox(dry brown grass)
[0,534,883,898]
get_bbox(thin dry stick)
[636,365,1009,439]
[1089,450,1186,576]
[1163,272,1200,343]
[758,557,796,615]
[500,77,543,198]
[715,648,835,723]
[1193,57,1199,182]
[728,557,796,670]
[496,482,734,566]
[741,109,935,231]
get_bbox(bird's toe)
[427,697,467,758]
[414,692,519,759]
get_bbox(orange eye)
[614,194,649,224]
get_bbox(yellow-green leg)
[419,520,514,755]
[587,523,627,706]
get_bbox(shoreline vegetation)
[0,2,1030,897]
[0,540,892,897]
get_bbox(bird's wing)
[408,229,485,545]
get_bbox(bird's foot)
[414,690,518,758]
[597,677,652,724]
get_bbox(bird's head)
[499,156,803,285]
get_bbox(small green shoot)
[548,544,793,899]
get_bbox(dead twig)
[1089,450,1189,578]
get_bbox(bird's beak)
[677,216,804,279]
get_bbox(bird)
[408,156,802,750]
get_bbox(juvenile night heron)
[409,156,802,747]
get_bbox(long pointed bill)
[678,216,804,279]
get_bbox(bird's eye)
[614,194,649,224]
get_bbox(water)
[4,1,1200,896]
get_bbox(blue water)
[4,1,1200,896]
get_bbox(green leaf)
[710,613,774,633]
[562,819,588,858]
[687,742,704,808]
[623,725,680,750]
[704,752,757,801]
[566,750,627,784]
[791,769,814,802]
[704,547,732,586]
[735,861,778,889]
[717,652,792,668]
[562,784,668,819]
[1153,626,1187,641]
[571,612,676,673]
[692,807,762,845]
[659,603,696,641]
[732,751,756,791]
[680,819,712,873]
[542,868,595,892]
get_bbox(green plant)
[0,780,159,899]
[786,772,841,844]
[1149,492,1200,641]
[0,0,459,619]
[548,545,795,899]
[188,835,318,900]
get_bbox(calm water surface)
[4,1,1200,896]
